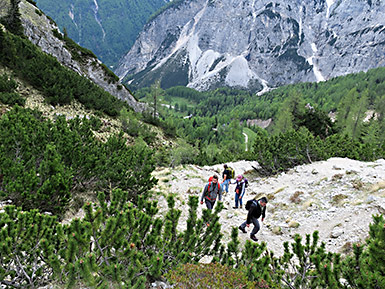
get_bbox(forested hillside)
[33,0,169,67]
[136,67,385,170]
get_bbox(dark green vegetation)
[0,73,25,105]
[135,67,385,171]
[33,0,168,67]
[0,28,126,116]
[2,191,385,288]
[0,106,157,217]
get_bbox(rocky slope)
[33,0,170,67]
[152,158,385,257]
[116,0,385,92]
[12,0,146,112]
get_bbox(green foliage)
[215,227,350,289]
[138,86,251,165]
[2,188,385,289]
[272,92,336,139]
[253,126,384,175]
[0,192,224,288]
[0,206,60,288]
[51,28,63,40]
[276,232,343,288]
[0,106,157,216]
[147,0,185,23]
[0,0,24,36]
[120,108,159,145]
[34,0,167,67]
[0,73,25,105]
[342,214,385,288]
[253,127,317,175]
[136,66,385,167]
[0,30,126,116]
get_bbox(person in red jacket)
[238,197,267,241]
[200,175,222,210]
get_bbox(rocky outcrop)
[116,0,385,92]
[18,0,145,112]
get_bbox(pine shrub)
[0,106,157,216]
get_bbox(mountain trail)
[152,158,385,257]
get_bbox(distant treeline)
[136,66,385,169]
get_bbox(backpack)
[208,176,220,192]
[245,199,257,210]
[228,167,235,179]
[236,178,249,192]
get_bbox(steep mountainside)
[116,0,385,92]
[34,0,170,67]
[7,0,145,112]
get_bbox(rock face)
[18,0,145,113]
[116,0,385,92]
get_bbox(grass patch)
[165,262,266,288]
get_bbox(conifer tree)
[336,87,360,135]
[272,104,294,135]
[0,206,60,288]
[0,0,23,36]
[343,215,385,288]
[347,89,369,140]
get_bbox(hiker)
[238,197,268,242]
[233,174,247,209]
[200,175,222,210]
[221,164,233,195]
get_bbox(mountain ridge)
[116,0,385,92]
[14,0,146,112]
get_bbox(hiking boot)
[232,206,238,209]
[240,205,243,209]
[238,226,247,234]
[250,235,258,242]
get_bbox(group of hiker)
[200,164,268,242]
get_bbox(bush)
[252,127,384,175]
[0,193,224,288]
[0,73,24,105]
[0,92,25,105]
[0,106,157,216]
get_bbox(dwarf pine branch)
[1,193,385,288]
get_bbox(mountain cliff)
[33,0,170,67]
[12,0,145,112]
[116,0,385,92]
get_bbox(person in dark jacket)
[233,174,247,209]
[238,197,268,241]
[221,164,232,195]
[200,175,222,210]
